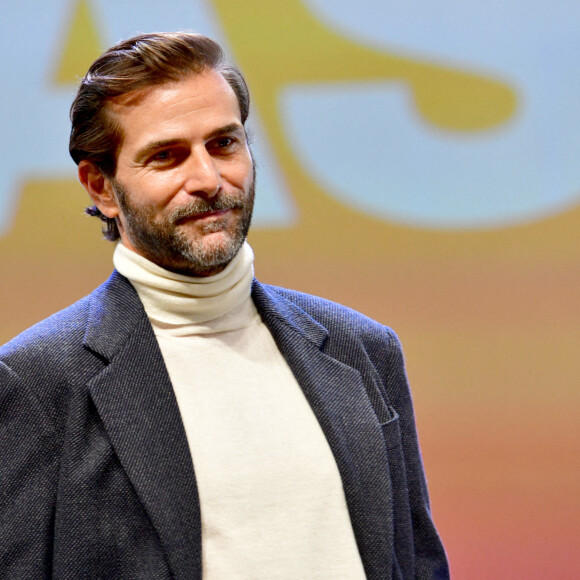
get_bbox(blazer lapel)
[252,281,395,578]
[83,272,202,579]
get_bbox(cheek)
[232,157,254,189]
[131,175,183,207]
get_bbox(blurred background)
[1,1,579,577]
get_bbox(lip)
[194,209,229,219]
[179,208,230,223]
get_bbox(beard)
[112,170,255,277]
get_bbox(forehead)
[107,70,242,150]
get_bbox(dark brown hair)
[69,32,250,240]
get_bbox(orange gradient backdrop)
[1,1,579,578]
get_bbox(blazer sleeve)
[0,361,58,578]
[378,329,449,580]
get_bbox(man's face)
[105,70,255,277]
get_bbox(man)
[0,32,448,579]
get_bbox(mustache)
[170,195,245,222]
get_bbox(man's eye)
[210,137,236,151]
[152,151,172,162]
[148,150,184,167]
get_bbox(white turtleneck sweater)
[114,242,366,579]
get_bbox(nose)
[184,148,222,198]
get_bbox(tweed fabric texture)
[0,272,448,579]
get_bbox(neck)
[113,241,255,330]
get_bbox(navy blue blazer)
[0,272,448,579]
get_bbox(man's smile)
[173,207,233,227]
[188,208,229,220]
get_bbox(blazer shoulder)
[0,271,135,368]
[0,275,126,432]
[256,282,405,376]
[0,293,92,365]
[260,283,399,344]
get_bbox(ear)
[78,160,119,219]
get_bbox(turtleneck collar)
[113,241,257,334]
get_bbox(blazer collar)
[82,271,145,361]
[84,274,330,359]
[251,279,328,348]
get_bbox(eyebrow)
[133,123,245,163]
[134,139,184,163]
[206,123,245,141]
